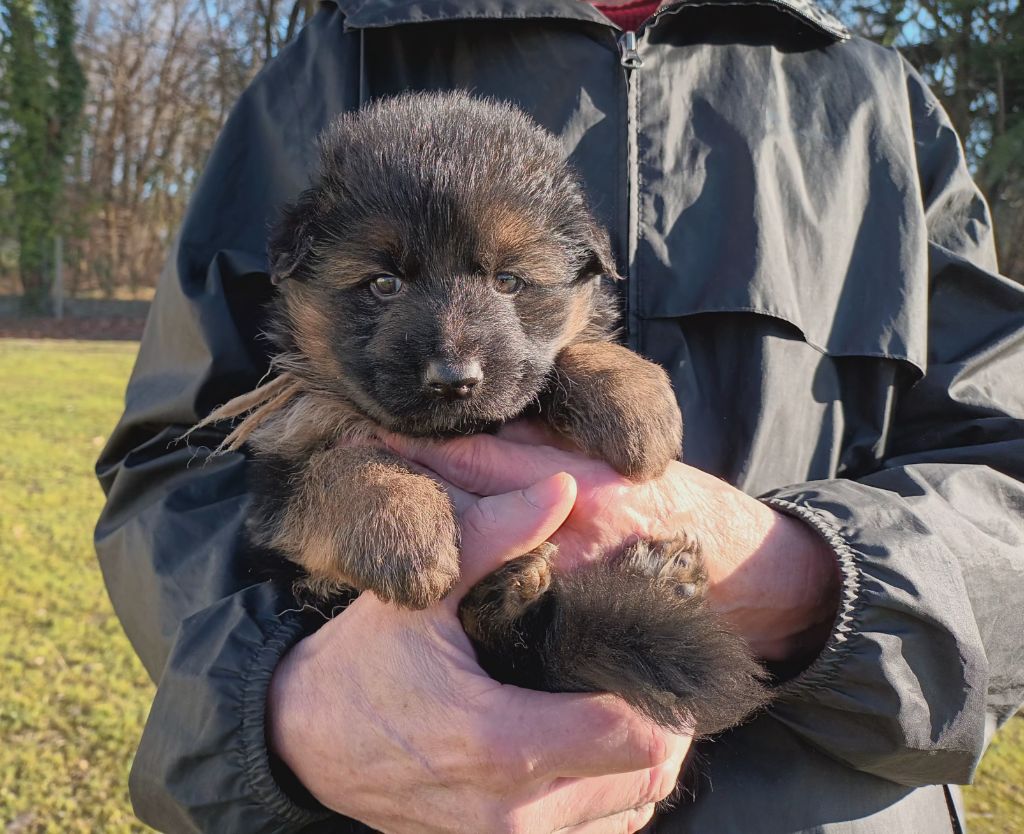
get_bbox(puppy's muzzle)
[423,358,483,400]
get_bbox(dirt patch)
[0,316,145,341]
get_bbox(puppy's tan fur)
[543,342,684,481]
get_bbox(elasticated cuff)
[130,583,341,833]
[239,608,335,827]
[754,480,987,787]
[759,496,864,699]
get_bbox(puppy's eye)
[369,274,403,298]
[493,273,524,295]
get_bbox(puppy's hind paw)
[614,535,707,598]
[459,544,558,690]
[460,543,555,644]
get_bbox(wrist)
[264,600,394,822]
[755,511,840,664]
[705,500,840,665]
[266,634,321,785]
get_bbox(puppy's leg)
[541,341,683,481]
[549,536,768,734]
[251,445,460,609]
[458,543,556,691]
[462,534,768,735]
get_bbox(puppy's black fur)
[203,92,768,735]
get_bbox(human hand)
[267,472,690,833]
[388,423,840,665]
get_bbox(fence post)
[52,235,64,320]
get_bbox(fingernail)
[523,473,574,509]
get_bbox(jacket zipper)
[619,30,643,69]
[618,30,642,351]
[611,5,686,351]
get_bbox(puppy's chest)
[246,388,385,459]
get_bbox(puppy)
[194,92,767,735]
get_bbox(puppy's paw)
[285,448,461,609]
[353,537,461,610]
[614,535,707,599]
[545,342,683,482]
[459,544,555,645]
[591,364,683,481]
[348,479,461,609]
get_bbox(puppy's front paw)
[351,535,460,609]
[544,342,683,482]
[289,449,461,608]
[348,478,461,608]
[592,380,682,481]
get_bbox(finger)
[389,432,587,496]
[445,472,577,604]
[558,803,656,834]
[495,418,570,448]
[542,740,686,830]
[503,689,686,780]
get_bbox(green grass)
[968,716,1024,833]
[0,340,152,833]
[0,338,1020,832]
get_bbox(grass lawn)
[1,340,152,833]
[0,338,1021,833]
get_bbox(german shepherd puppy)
[194,92,767,735]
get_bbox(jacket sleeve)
[93,7,361,832]
[761,59,1024,788]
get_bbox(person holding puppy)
[95,1,1024,832]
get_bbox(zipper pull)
[618,31,643,69]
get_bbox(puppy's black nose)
[423,358,483,399]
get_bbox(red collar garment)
[592,0,662,30]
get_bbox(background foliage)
[0,0,1021,311]
[0,0,315,310]
[825,0,1023,278]
[0,0,84,312]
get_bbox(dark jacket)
[95,1,1024,832]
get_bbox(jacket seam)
[759,497,867,698]
[237,612,332,829]
[645,304,926,374]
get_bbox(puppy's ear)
[578,222,621,282]
[268,193,317,285]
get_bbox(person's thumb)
[447,472,577,604]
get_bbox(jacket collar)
[334,0,850,41]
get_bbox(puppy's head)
[269,91,617,436]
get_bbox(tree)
[0,0,85,313]
[827,0,1023,279]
